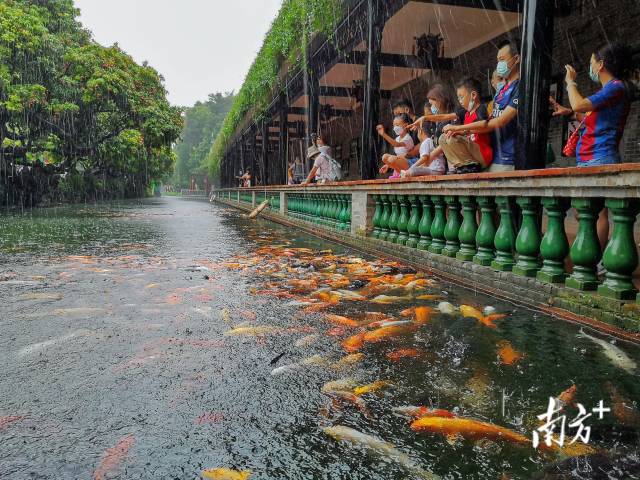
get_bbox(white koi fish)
[577,329,637,374]
[323,426,440,479]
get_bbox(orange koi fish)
[0,416,24,430]
[363,324,418,344]
[325,390,371,418]
[93,435,135,480]
[392,406,456,419]
[353,380,393,396]
[195,412,225,425]
[414,306,435,324]
[497,340,524,365]
[342,333,365,352]
[460,305,507,328]
[386,348,422,361]
[557,384,577,407]
[327,326,349,337]
[325,314,360,328]
[607,382,640,427]
[411,417,530,446]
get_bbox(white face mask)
[393,126,404,136]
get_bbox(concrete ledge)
[215,197,640,344]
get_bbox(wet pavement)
[1,197,639,480]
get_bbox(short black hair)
[394,113,412,125]
[594,42,632,80]
[456,77,482,96]
[392,98,414,112]
[498,39,520,56]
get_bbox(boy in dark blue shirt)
[443,39,521,172]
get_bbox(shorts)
[407,157,419,167]
[577,154,620,167]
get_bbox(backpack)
[320,153,343,182]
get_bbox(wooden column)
[360,0,383,180]
[279,94,288,185]
[249,126,256,187]
[305,62,319,151]
[516,0,555,170]
[261,119,268,186]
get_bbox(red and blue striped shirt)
[577,79,630,162]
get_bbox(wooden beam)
[319,86,392,99]
[342,51,454,70]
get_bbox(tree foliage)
[206,0,342,179]
[0,0,182,187]
[173,92,235,188]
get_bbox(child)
[401,122,446,177]
[439,77,493,173]
[376,113,415,179]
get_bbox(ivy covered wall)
[206,0,343,178]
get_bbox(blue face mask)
[496,60,511,78]
[495,81,506,93]
[589,63,601,83]
[430,105,439,115]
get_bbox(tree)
[0,0,182,193]
[173,92,235,188]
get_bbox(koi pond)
[1,197,639,480]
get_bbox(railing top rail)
[215,164,640,198]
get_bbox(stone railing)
[212,165,640,322]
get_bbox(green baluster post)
[428,196,446,254]
[473,197,496,266]
[457,196,478,261]
[396,195,410,245]
[513,197,542,277]
[387,195,400,243]
[537,198,570,283]
[417,195,433,251]
[597,199,639,300]
[566,198,603,291]
[443,196,462,257]
[405,195,421,249]
[372,194,382,238]
[491,196,516,271]
[378,195,391,241]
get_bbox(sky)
[74,0,283,107]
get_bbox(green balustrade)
[405,195,421,249]
[513,197,542,277]
[396,195,410,245]
[417,195,433,251]
[315,195,324,224]
[428,196,446,254]
[537,198,569,283]
[598,199,639,300]
[378,195,391,241]
[566,198,603,291]
[387,195,400,243]
[345,195,352,230]
[473,197,496,266]
[372,195,382,238]
[457,196,478,261]
[491,196,516,271]
[443,196,462,257]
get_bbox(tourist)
[240,168,252,188]
[400,122,446,177]
[414,83,462,173]
[392,98,419,148]
[444,39,520,172]
[302,144,340,184]
[289,157,305,184]
[550,42,632,167]
[550,42,632,253]
[376,113,415,179]
[438,77,493,173]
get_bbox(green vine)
[207,0,342,177]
